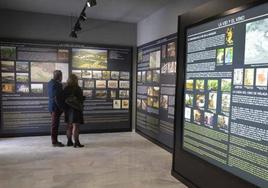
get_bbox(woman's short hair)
[53,70,62,81]
[67,74,78,87]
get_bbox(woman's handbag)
[65,94,83,111]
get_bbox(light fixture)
[69,0,97,38]
[70,30,78,38]
[87,0,97,7]
[79,12,87,21]
[74,22,82,31]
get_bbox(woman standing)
[63,74,85,148]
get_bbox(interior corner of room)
[0,0,267,188]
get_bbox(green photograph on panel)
[1,46,16,60]
[72,49,108,69]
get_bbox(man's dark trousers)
[48,78,64,145]
[51,110,62,144]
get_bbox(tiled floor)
[0,132,187,188]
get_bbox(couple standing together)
[48,70,84,148]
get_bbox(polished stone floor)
[0,132,187,188]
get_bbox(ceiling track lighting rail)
[70,0,97,38]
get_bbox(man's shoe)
[52,142,65,147]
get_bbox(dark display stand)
[172,0,267,188]
[0,39,132,137]
[136,34,177,151]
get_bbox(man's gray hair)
[53,70,62,81]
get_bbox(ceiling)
[0,0,172,23]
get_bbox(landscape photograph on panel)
[83,90,93,98]
[119,81,129,89]
[244,17,268,65]
[95,90,107,99]
[149,51,161,69]
[152,70,160,82]
[119,90,129,98]
[120,72,130,80]
[160,95,168,109]
[72,48,108,69]
[72,70,82,78]
[57,49,69,62]
[93,71,102,79]
[167,42,176,57]
[30,62,62,82]
[84,80,95,88]
[16,84,30,93]
[31,84,43,94]
[108,80,118,89]
[16,61,29,72]
[111,71,120,79]
[1,46,16,60]
[2,72,15,82]
[221,79,231,92]
[102,71,111,80]
[31,62,68,82]
[16,73,29,82]
[146,70,152,82]
[1,61,14,71]
[82,70,92,79]
[96,80,107,89]
[2,83,15,93]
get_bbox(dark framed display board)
[172,0,267,188]
[136,34,177,150]
[0,39,132,137]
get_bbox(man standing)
[48,70,64,147]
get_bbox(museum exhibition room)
[0,0,267,187]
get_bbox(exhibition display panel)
[136,34,177,149]
[0,41,132,136]
[173,1,267,188]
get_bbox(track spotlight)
[69,0,97,38]
[70,30,78,38]
[74,22,82,31]
[79,12,87,21]
[87,0,97,7]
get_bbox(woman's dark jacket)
[62,85,84,124]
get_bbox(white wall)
[137,0,210,46]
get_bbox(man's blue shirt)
[48,79,63,112]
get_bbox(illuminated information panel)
[0,42,132,135]
[137,34,177,148]
[183,3,268,187]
